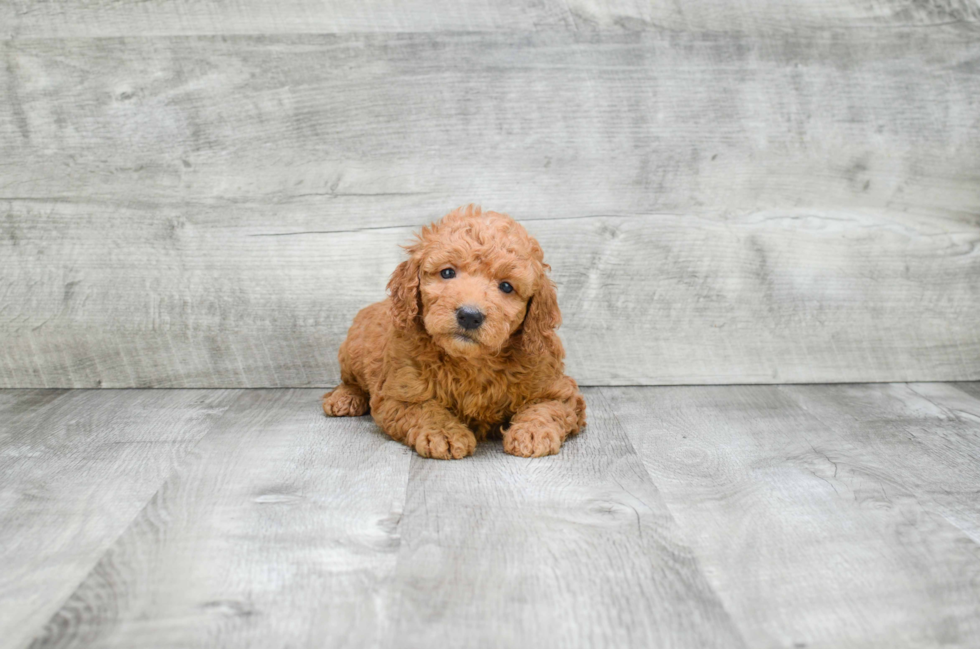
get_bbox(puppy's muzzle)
[456,305,485,331]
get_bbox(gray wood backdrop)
[2,1,979,388]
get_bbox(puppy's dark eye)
[440,268,456,279]
[499,281,514,294]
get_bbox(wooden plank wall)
[1,2,979,387]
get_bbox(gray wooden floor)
[2,384,980,648]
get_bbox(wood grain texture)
[3,33,978,212]
[783,382,980,544]
[5,385,980,646]
[26,389,413,649]
[1,29,979,387]
[2,0,978,38]
[603,384,980,648]
[379,388,746,649]
[952,381,980,402]
[0,389,237,649]
[1,204,977,387]
[12,388,747,649]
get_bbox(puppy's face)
[419,245,536,358]
[393,208,551,358]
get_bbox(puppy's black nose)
[456,306,485,331]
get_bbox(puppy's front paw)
[503,422,563,458]
[322,385,369,417]
[413,425,476,460]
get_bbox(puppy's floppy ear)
[521,272,562,355]
[387,248,422,329]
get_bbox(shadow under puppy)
[322,205,586,459]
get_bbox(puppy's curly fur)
[322,205,586,459]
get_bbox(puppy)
[322,205,586,459]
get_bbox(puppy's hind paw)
[322,384,369,417]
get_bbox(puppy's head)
[388,205,560,358]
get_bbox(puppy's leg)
[372,396,476,460]
[323,331,371,417]
[322,383,369,417]
[503,396,585,458]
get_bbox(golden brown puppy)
[322,205,586,459]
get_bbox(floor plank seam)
[17,390,249,649]
[593,387,753,649]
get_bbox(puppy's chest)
[431,369,524,423]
